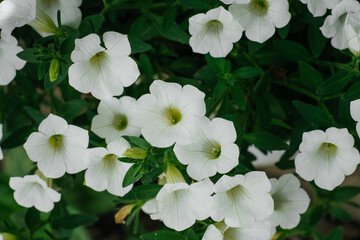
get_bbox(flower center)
[48,134,63,150]
[89,51,107,70]
[251,0,269,13]
[206,20,223,34]
[112,114,128,131]
[318,142,338,161]
[206,142,222,159]
[164,107,182,125]
[103,154,117,166]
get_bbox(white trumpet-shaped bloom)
[91,96,141,143]
[85,138,133,197]
[221,0,251,4]
[150,178,214,231]
[0,124,3,160]
[295,127,360,191]
[202,221,274,240]
[36,0,82,30]
[268,174,310,229]
[0,36,26,86]
[23,114,89,178]
[211,172,274,228]
[300,0,339,17]
[350,99,360,135]
[136,80,206,148]
[9,175,61,212]
[0,0,36,41]
[248,145,285,168]
[189,6,243,58]
[345,19,360,56]
[229,0,291,43]
[69,31,140,100]
[174,117,239,181]
[320,0,360,50]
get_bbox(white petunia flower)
[9,175,61,212]
[36,0,82,30]
[91,96,141,143]
[0,124,3,160]
[150,178,214,231]
[211,172,274,228]
[268,174,310,229]
[300,0,339,17]
[350,99,360,134]
[68,31,140,100]
[248,145,285,168]
[188,6,243,58]
[0,0,36,41]
[136,80,206,148]
[174,117,239,181]
[0,36,26,86]
[320,0,360,50]
[221,0,251,4]
[345,18,360,56]
[23,114,89,178]
[141,198,159,215]
[295,127,360,191]
[229,0,291,43]
[202,221,274,240]
[85,138,133,197]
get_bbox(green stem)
[273,80,320,101]
[311,60,352,71]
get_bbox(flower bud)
[165,164,185,184]
[28,8,61,35]
[49,58,60,82]
[122,148,148,159]
[114,203,137,224]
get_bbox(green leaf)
[179,0,211,9]
[2,126,35,149]
[308,24,327,57]
[24,106,46,125]
[25,207,40,231]
[123,163,143,187]
[274,40,311,62]
[329,205,352,222]
[57,99,87,122]
[60,31,79,55]
[206,55,231,73]
[298,61,324,91]
[316,72,353,95]
[343,80,360,101]
[17,49,42,63]
[125,136,151,149]
[187,229,199,240]
[330,186,360,201]
[163,6,178,30]
[278,23,290,39]
[141,230,185,240]
[121,184,162,201]
[325,226,343,240]
[231,85,246,111]
[78,15,105,36]
[232,67,262,79]
[293,100,330,127]
[129,36,152,54]
[244,132,288,151]
[213,80,227,99]
[52,214,98,229]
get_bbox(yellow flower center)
[103,154,117,166]
[48,134,63,150]
[89,51,107,71]
[164,107,182,125]
[206,20,224,34]
[251,0,269,14]
[205,142,222,159]
[112,114,128,131]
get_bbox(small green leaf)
[2,126,35,149]
[163,6,178,30]
[24,106,46,125]
[231,85,246,111]
[274,40,311,62]
[17,49,42,63]
[57,99,87,122]
[308,24,327,57]
[25,207,40,231]
[52,214,98,229]
[325,226,343,240]
[244,132,288,151]
[316,72,353,95]
[299,61,324,91]
[122,184,162,201]
[293,100,330,127]
[129,36,152,54]
[329,205,352,222]
[179,0,211,9]
[125,136,151,149]
[141,230,185,240]
[206,55,231,73]
[330,186,360,201]
[344,81,360,100]
[78,15,105,36]
[232,67,262,79]
[123,163,143,187]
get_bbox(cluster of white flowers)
[300,0,360,56]
[188,0,291,57]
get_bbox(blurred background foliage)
[1,0,360,239]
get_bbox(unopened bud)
[166,164,185,184]
[122,148,148,159]
[114,203,137,224]
[28,8,61,35]
[49,58,60,82]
